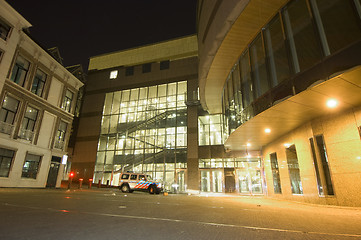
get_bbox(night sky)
[8,0,197,71]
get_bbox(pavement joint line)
[2,202,359,238]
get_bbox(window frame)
[61,89,74,113]
[0,17,12,41]
[31,68,47,97]
[0,94,21,135]
[54,119,68,150]
[9,55,31,87]
[0,147,15,178]
[19,105,40,141]
[21,153,42,179]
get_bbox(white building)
[0,0,83,188]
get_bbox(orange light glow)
[326,99,338,108]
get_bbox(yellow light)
[265,128,271,133]
[326,99,338,108]
[284,143,292,148]
[246,143,251,147]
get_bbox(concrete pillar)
[186,79,199,192]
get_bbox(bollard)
[79,178,83,189]
[89,179,93,189]
[106,180,109,188]
[98,179,101,188]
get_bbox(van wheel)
[149,185,156,194]
[120,184,130,193]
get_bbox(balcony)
[18,128,35,141]
[54,139,65,150]
[0,121,14,135]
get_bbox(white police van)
[118,173,162,194]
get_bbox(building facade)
[0,0,83,188]
[198,0,361,206]
[71,35,265,194]
[71,36,200,191]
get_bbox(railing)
[0,121,14,135]
[54,139,65,149]
[18,129,35,141]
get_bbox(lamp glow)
[265,128,271,133]
[326,99,338,108]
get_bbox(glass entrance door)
[176,169,186,192]
[236,168,263,195]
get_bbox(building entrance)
[199,157,263,194]
[46,156,61,188]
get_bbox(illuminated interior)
[94,81,187,190]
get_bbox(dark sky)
[8,0,197,71]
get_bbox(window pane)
[31,69,47,97]
[309,138,324,195]
[0,18,11,40]
[22,154,41,179]
[240,50,253,108]
[286,145,303,194]
[0,96,19,125]
[250,33,270,97]
[270,152,282,194]
[10,56,30,87]
[315,135,334,195]
[316,0,361,54]
[0,148,15,177]
[283,0,323,72]
[264,14,291,86]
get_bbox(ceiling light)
[326,99,338,108]
[265,128,271,133]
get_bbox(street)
[0,188,361,240]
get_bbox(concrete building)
[71,36,200,191]
[0,0,83,188]
[198,0,361,207]
[72,34,265,194]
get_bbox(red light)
[79,178,83,181]
[69,172,74,178]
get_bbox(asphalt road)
[0,188,361,240]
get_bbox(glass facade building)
[94,81,188,190]
[222,0,361,135]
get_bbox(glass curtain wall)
[221,0,361,137]
[198,114,225,145]
[95,81,187,190]
[199,157,263,194]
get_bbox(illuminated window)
[0,95,20,135]
[54,120,67,149]
[61,89,74,113]
[19,106,39,141]
[22,154,42,179]
[96,81,187,189]
[110,70,118,79]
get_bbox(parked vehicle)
[118,172,162,194]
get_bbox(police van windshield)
[146,175,153,180]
